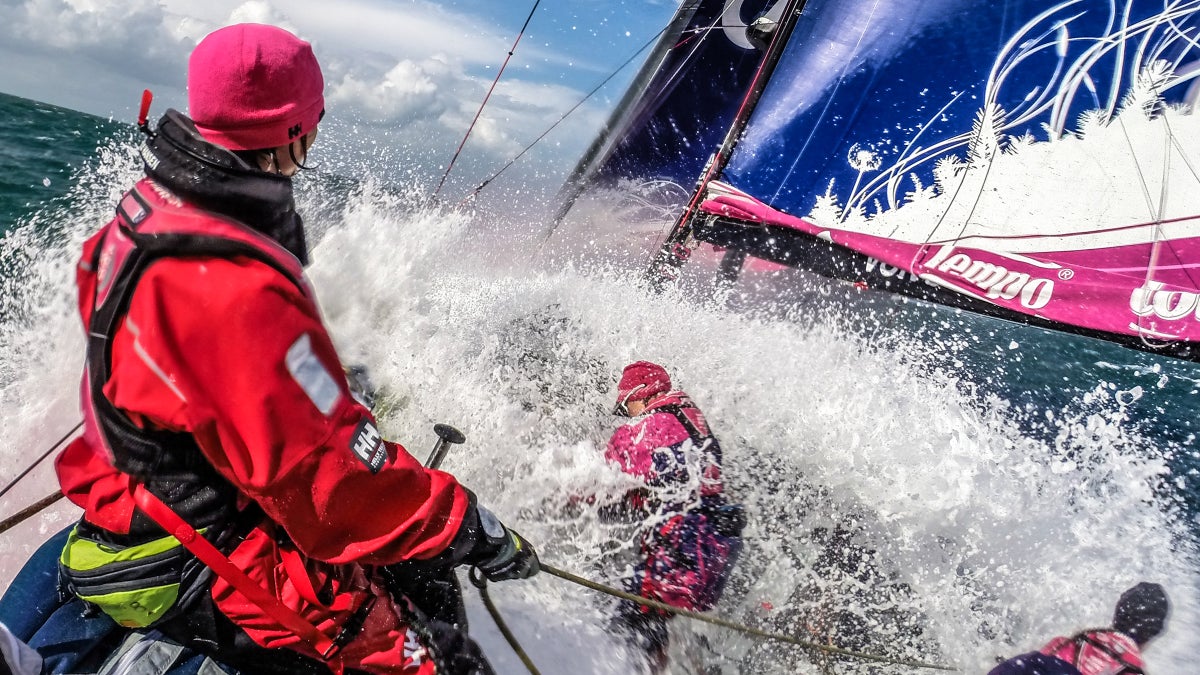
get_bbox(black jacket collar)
[141,110,309,265]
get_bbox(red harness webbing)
[131,484,347,673]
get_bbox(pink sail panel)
[700,187,1200,343]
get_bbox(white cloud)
[0,0,649,189]
[227,0,297,34]
[0,0,191,87]
[157,0,526,67]
[329,58,446,124]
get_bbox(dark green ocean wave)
[0,91,127,232]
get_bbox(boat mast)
[647,0,808,286]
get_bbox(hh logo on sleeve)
[350,418,387,473]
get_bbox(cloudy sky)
[0,0,680,195]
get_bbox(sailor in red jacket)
[54,24,536,675]
[604,361,744,673]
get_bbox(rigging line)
[634,9,729,131]
[432,0,543,198]
[540,563,957,671]
[945,144,1001,248]
[1117,114,1161,222]
[907,149,978,271]
[1154,111,1200,292]
[1117,104,1174,345]
[459,26,669,206]
[629,2,736,255]
[0,492,65,537]
[661,0,799,255]
[0,421,82,501]
[543,0,736,221]
[914,104,1007,263]
[1167,115,1200,184]
[676,24,754,49]
[781,0,886,209]
[469,569,542,675]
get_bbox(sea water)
[0,91,1196,673]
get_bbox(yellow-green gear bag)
[59,523,203,628]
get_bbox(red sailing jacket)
[56,178,468,665]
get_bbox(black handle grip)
[433,423,466,445]
[425,423,466,469]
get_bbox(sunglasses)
[612,384,646,417]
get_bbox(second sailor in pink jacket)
[605,361,745,673]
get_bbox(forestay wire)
[433,0,543,198]
[456,26,669,206]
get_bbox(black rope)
[457,26,669,206]
[469,568,543,674]
[540,563,957,671]
[0,421,82,501]
[0,491,65,537]
[433,0,543,198]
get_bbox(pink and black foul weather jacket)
[605,391,742,613]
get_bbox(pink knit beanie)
[188,24,325,151]
[616,361,672,407]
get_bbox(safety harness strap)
[1072,631,1145,675]
[653,402,725,477]
[132,485,348,672]
[652,403,711,448]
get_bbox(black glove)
[473,506,539,582]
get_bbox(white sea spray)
[0,131,1193,674]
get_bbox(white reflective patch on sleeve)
[285,333,342,416]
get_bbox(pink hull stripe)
[700,186,1200,343]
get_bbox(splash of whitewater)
[0,135,1196,674]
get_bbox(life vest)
[634,401,743,614]
[1042,630,1145,675]
[645,397,725,500]
[638,399,745,592]
[60,180,361,668]
[85,178,311,483]
[653,402,720,455]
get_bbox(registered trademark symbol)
[1058,269,1075,280]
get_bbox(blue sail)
[555,0,785,225]
[722,0,1200,219]
[624,0,1200,361]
